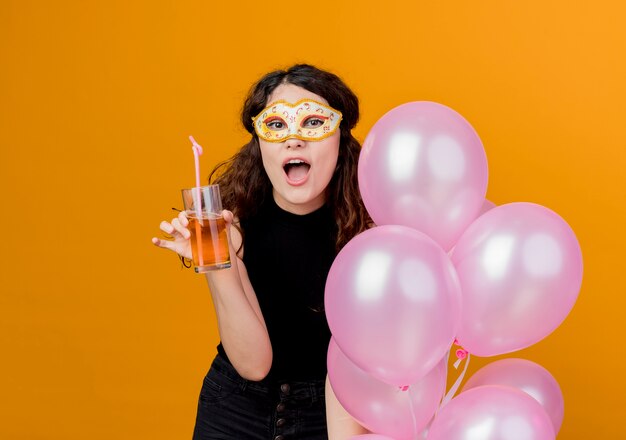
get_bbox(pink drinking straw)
[189,135,204,265]
[189,135,203,189]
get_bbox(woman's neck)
[272,189,326,215]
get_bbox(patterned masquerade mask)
[252,99,343,143]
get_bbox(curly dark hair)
[209,64,370,252]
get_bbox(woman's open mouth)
[283,159,311,185]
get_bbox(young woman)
[152,64,371,439]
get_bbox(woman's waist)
[212,349,326,394]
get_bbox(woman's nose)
[284,136,305,149]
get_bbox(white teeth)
[287,159,306,165]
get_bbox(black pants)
[192,354,328,440]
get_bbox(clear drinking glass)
[181,185,231,272]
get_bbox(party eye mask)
[252,99,343,143]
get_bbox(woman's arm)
[153,210,272,381]
[326,376,369,439]
[204,215,272,381]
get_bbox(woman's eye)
[265,118,287,131]
[302,117,325,128]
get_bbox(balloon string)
[405,386,419,440]
[420,349,451,436]
[416,350,451,440]
[440,351,471,407]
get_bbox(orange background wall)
[1,1,624,438]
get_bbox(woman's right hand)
[151,210,192,260]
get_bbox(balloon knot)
[455,348,468,360]
[399,385,409,391]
